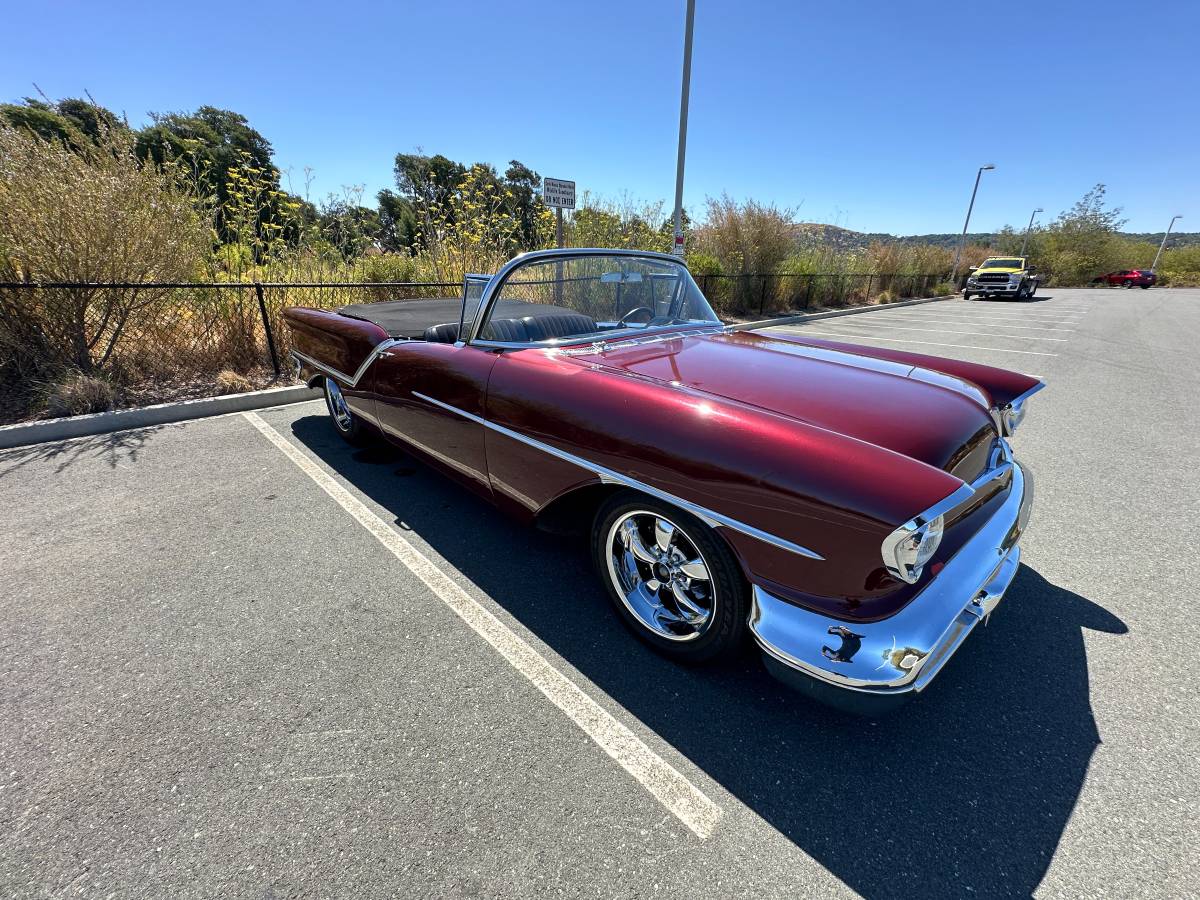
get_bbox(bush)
[352,252,419,284]
[42,372,115,417]
[214,369,253,394]
[875,289,896,304]
[0,121,211,383]
[686,251,723,278]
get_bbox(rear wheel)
[1123,279,1134,288]
[323,377,370,445]
[593,492,748,662]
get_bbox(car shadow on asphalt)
[289,415,1127,899]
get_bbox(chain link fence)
[698,272,945,318]
[0,272,946,421]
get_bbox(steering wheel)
[616,306,655,327]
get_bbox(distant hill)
[790,222,1200,251]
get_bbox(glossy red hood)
[566,329,998,475]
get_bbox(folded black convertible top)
[338,297,584,339]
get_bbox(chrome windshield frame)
[463,248,716,348]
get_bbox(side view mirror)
[968,265,978,272]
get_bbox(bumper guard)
[750,460,1033,708]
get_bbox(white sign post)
[543,178,575,249]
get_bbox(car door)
[371,277,497,498]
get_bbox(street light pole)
[950,164,995,288]
[1150,214,1182,271]
[1019,207,1043,257]
[671,0,695,258]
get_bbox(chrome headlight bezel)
[1000,399,1027,435]
[882,513,946,584]
[998,382,1045,437]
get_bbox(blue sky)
[2,0,1196,235]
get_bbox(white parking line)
[242,411,722,840]
[953,309,1085,320]
[864,314,1076,333]
[793,329,1059,356]
[904,312,1084,326]
[826,320,1068,341]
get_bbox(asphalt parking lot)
[2,287,1197,898]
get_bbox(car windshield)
[981,258,1023,269]
[476,253,721,345]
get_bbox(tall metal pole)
[1150,214,1182,271]
[671,0,696,258]
[1019,207,1042,257]
[950,164,995,288]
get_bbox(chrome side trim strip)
[291,338,398,388]
[412,390,825,561]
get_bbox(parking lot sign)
[543,178,575,210]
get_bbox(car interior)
[338,297,598,344]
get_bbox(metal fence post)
[865,274,873,303]
[254,282,281,379]
[759,276,768,315]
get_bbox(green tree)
[135,106,281,244]
[503,160,549,251]
[1039,184,1128,284]
[0,97,124,149]
[376,189,419,252]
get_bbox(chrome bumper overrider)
[751,460,1033,698]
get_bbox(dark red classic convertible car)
[285,249,1040,711]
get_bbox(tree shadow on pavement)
[290,416,1127,898]
[0,423,174,478]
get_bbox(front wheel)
[963,292,973,301]
[1123,280,1134,288]
[593,492,748,662]
[1140,284,1151,289]
[323,377,370,445]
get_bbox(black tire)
[323,377,370,446]
[592,490,748,663]
[1122,280,1134,288]
[963,292,973,301]
[1140,284,1150,289]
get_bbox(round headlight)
[882,514,945,583]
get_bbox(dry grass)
[42,373,115,417]
[214,369,253,395]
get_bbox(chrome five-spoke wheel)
[323,378,368,445]
[594,492,748,661]
[607,510,715,641]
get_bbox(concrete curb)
[0,385,322,450]
[728,293,955,331]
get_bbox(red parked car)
[285,249,1040,712]
[1093,269,1156,288]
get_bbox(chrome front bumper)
[750,460,1033,708]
